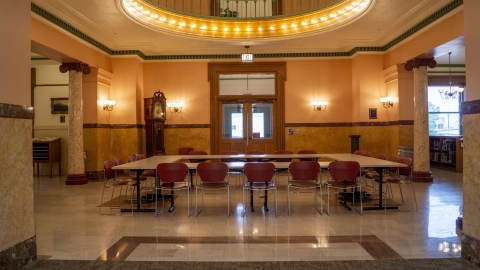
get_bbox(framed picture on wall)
[51,98,69,114]
[369,108,377,119]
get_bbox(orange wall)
[31,17,111,72]
[384,10,464,69]
[0,1,31,105]
[464,2,480,101]
[111,58,144,124]
[285,59,352,123]
[352,54,388,122]
[143,62,210,124]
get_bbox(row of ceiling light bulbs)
[125,0,365,32]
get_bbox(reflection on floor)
[34,168,463,262]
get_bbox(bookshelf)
[429,136,463,173]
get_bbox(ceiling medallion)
[119,0,374,40]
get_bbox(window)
[428,87,462,135]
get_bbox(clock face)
[153,102,164,119]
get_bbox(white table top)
[113,153,405,170]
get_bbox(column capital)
[404,58,437,71]
[59,62,91,75]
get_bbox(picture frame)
[369,108,377,119]
[51,98,69,114]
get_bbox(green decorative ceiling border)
[31,0,463,61]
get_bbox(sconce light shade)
[167,102,184,113]
[379,97,393,108]
[102,99,116,111]
[311,101,328,111]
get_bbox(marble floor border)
[96,235,403,261]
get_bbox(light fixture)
[439,52,464,99]
[311,101,328,111]
[379,97,393,108]
[167,102,183,113]
[102,100,116,111]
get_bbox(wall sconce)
[102,100,116,111]
[167,102,184,113]
[379,97,393,108]
[311,101,328,111]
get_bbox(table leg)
[264,190,269,212]
[250,190,254,212]
[168,189,176,212]
[363,167,398,211]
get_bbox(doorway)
[208,62,286,154]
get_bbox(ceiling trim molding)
[31,0,463,61]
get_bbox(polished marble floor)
[33,168,463,262]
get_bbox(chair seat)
[385,177,402,183]
[244,182,276,189]
[325,180,357,188]
[364,171,379,179]
[160,182,190,189]
[119,176,136,182]
[288,180,317,188]
[141,169,156,177]
[112,180,136,187]
[200,182,230,189]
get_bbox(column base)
[65,174,88,185]
[412,171,433,182]
[462,233,480,266]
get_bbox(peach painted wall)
[285,59,352,123]
[31,17,111,72]
[83,68,113,124]
[351,54,387,122]
[464,2,480,101]
[0,1,31,105]
[143,62,210,124]
[384,10,464,69]
[110,58,144,125]
[384,64,414,121]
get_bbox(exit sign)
[241,53,254,62]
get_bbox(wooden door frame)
[208,62,286,154]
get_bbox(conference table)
[112,153,406,213]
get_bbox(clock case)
[144,91,167,157]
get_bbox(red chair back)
[387,156,399,173]
[328,161,360,181]
[398,158,412,177]
[104,160,115,180]
[362,151,370,157]
[156,163,188,183]
[197,162,228,182]
[374,153,386,160]
[178,147,194,155]
[353,150,363,155]
[289,161,320,181]
[188,150,208,163]
[135,153,146,160]
[274,150,293,162]
[219,151,239,162]
[114,158,127,175]
[128,155,136,162]
[244,162,275,183]
[298,150,317,161]
[245,150,265,162]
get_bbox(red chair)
[99,160,135,214]
[353,150,364,155]
[287,161,322,215]
[219,150,242,187]
[195,162,231,217]
[326,161,362,215]
[188,150,208,163]
[384,158,417,211]
[245,150,265,162]
[134,153,157,179]
[298,150,317,161]
[361,153,386,188]
[242,162,278,217]
[366,156,399,204]
[274,150,293,162]
[129,155,152,189]
[362,151,371,157]
[155,163,192,217]
[178,147,194,155]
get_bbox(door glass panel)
[251,103,272,138]
[219,74,275,95]
[223,104,243,138]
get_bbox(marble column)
[60,62,91,185]
[405,58,436,182]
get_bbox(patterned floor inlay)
[96,235,402,261]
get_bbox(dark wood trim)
[165,124,210,128]
[0,103,34,119]
[83,124,144,129]
[285,120,414,127]
[461,99,480,115]
[208,62,286,154]
[35,84,70,87]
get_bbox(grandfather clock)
[144,91,167,157]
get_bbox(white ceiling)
[31,0,462,60]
